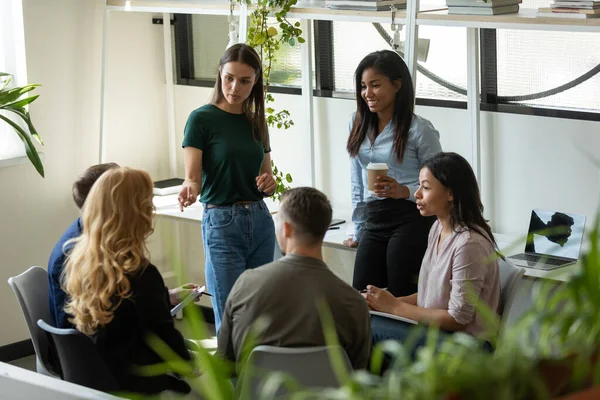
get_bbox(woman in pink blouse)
[364,152,500,345]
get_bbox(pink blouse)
[417,220,500,336]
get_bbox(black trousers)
[352,199,435,297]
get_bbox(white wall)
[0,4,170,346]
[103,11,171,180]
[0,0,104,346]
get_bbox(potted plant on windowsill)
[0,73,44,177]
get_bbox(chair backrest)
[7,266,58,377]
[238,345,352,398]
[37,320,119,393]
[498,258,525,317]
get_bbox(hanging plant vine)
[233,0,305,200]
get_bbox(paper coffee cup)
[367,162,389,191]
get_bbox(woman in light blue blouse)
[343,50,442,297]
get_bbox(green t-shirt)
[182,104,270,206]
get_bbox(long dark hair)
[423,152,498,250]
[211,43,269,150]
[347,50,414,161]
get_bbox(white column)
[300,19,315,188]
[403,0,420,84]
[239,3,248,43]
[467,27,481,184]
[163,13,177,178]
[99,9,110,163]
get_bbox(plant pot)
[537,352,599,397]
[555,386,600,400]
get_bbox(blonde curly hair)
[62,167,155,335]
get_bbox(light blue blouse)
[350,114,442,242]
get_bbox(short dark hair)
[279,187,332,245]
[72,162,119,209]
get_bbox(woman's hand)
[373,176,409,199]
[362,285,399,314]
[168,283,200,306]
[343,238,359,248]
[256,173,277,196]
[178,180,200,212]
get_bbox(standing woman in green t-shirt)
[178,44,277,332]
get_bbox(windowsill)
[0,153,44,169]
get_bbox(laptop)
[507,209,586,271]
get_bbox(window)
[186,14,304,88]
[490,0,600,113]
[175,11,600,120]
[331,21,390,92]
[0,0,27,161]
[330,22,467,101]
[415,26,467,102]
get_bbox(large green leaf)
[4,107,43,145]
[0,74,11,91]
[0,84,40,106]
[4,94,39,109]
[0,114,44,177]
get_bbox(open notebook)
[370,310,417,325]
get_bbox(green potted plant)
[0,73,44,177]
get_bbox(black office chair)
[37,319,120,393]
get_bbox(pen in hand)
[328,226,340,230]
[360,287,388,293]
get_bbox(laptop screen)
[525,209,586,260]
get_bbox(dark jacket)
[92,263,191,395]
[48,218,82,328]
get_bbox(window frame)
[173,15,600,122]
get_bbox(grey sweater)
[217,254,371,369]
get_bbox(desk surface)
[154,196,579,282]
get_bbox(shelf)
[106,0,407,23]
[417,8,600,32]
[285,2,406,23]
[106,0,237,15]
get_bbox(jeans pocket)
[207,207,234,229]
[258,201,273,219]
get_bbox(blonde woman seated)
[363,152,500,349]
[63,167,192,396]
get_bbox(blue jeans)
[370,315,493,366]
[202,201,275,332]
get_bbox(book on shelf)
[546,6,600,12]
[153,178,184,196]
[537,6,600,16]
[445,0,521,8]
[551,1,600,8]
[326,0,407,10]
[448,3,519,14]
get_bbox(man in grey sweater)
[217,187,371,370]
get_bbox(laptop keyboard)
[509,253,571,266]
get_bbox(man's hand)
[169,283,200,306]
